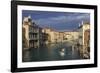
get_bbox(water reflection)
[23,42,82,62]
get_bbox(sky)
[22,10,90,31]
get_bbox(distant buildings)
[41,28,79,44]
[64,31,79,42]
[42,28,51,44]
[42,28,64,44]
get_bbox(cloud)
[36,14,90,25]
[34,13,90,30]
[51,16,67,21]
[35,16,68,25]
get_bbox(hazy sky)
[22,10,90,31]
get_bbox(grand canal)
[22,41,82,62]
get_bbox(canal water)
[23,42,82,62]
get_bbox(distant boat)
[59,48,65,56]
[60,51,65,56]
[61,48,65,52]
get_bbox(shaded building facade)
[22,16,42,49]
[77,22,90,58]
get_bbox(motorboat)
[60,51,65,56]
[59,48,65,56]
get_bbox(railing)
[29,37,39,40]
[29,30,39,33]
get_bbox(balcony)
[29,37,39,40]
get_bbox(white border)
[17,5,94,68]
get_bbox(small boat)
[59,48,65,56]
[61,48,65,52]
[60,51,65,56]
